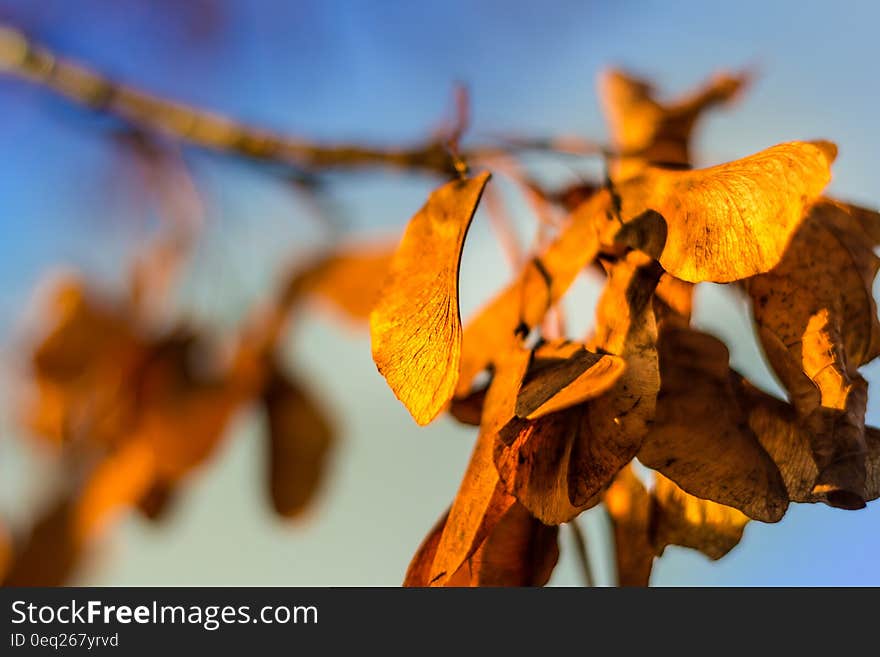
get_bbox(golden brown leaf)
[747,199,880,508]
[427,428,514,585]
[604,466,749,586]
[599,68,747,177]
[129,336,251,482]
[515,339,626,420]
[653,273,694,325]
[494,252,661,524]
[447,502,558,586]
[651,474,749,561]
[405,503,558,587]
[448,385,487,426]
[370,172,490,425]
[263,366,335,518]
[603,141,837,283]
[738,378,880,506]
[403,510,449,586]
[604,464,655,586]
[638,326,789,522]
[456,191,605,396]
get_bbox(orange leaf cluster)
[370,68,880,586]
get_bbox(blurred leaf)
[600,68,748,177]
[263,365,335,519]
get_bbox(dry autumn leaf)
[652,473,749,561]
[747,199,880,508]
[370,172,491,425]
[638,326,789,522]
[426,428,514,586]
[599,68,747,177]
[602,141,837,283]
[404,502,558,587]
[493,252,661,524]
[605,466,749,586]
[515,339,627,420]
[263,365,335,518]
[737,377,880,506]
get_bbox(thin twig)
[568,519,595,587]
[0,24,502,177]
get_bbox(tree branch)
[0,23,503,177]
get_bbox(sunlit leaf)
[515,339,626,420]
[427,431,515,584]
[739,378,880,506]
[603,141,837,282]
[651,473,749,561]
[404,502,558,587]
[370,173,490,425]
[604,465,655,587]
[494,252,661,524]
[605,466,749,586]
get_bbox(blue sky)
[1,0,879,585]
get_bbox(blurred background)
[0,0,878,586]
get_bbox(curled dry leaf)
[426,429,514,586]
[493,252,661,524]
[737,378,880,506]
[602,141,837,283]
[515,339,627,420]
[457,191,605,396]
[605,466,749,586]
[651,474,749,560]
[263,365,335,518]
[370,172,491,425]
[599,68,747,177]
[638,326,789,522]
[747,199,880,508]
[404,503,558,587]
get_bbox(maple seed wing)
[370,173,491,425]
[612,140,837,282]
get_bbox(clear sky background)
[0,0,878,585]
